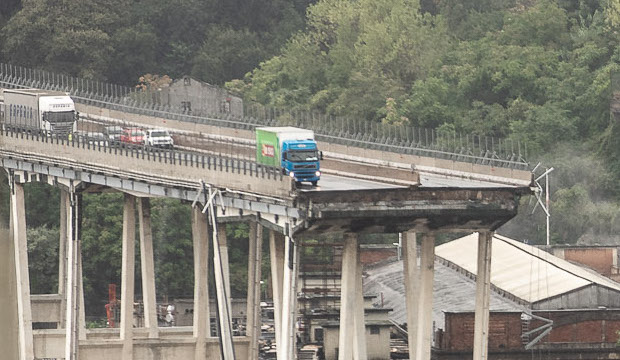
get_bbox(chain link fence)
[0,63,529,169]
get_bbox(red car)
[120,127,146,146]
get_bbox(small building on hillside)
[162,76,243,118]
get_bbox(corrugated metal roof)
[363,256,524,328]
[435,233,620,304]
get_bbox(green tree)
[28,226,60,294]
[191,26,267,85]
[150,198,194,298]
[1,0,129,78]
[80,193,123,315]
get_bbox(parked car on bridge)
[145,128,174,149]
[103,125,123,144]
[74,131,109,147]
[120,127,146,146]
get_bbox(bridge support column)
[338,233,367,360]
[217,226,232,317]
[77,220,86,342]
[414,234,435,360]
[353,235,368,360]
[4,177,32,360]
[58,190,68,328]
[192,206,210,359]
[120,194,136,360]
[138,198,159,339]
[269,230,285,353]
[402,231,420,357]
[279,232,300,360]
[473,231,493,360]
[246,221,263,360]
[0,225,18,359]
[63,186,83,359]
[213,218,235,358]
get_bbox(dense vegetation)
[1,0,620,316]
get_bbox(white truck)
[145,128,174,149]
[2,88,78,135]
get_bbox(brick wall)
[443,310,620,352]
[563,248,615,276]
[360,248,397,265]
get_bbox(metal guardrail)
[0,124,284,184]
[0,63,529,169]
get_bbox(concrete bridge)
[0,73,532,360]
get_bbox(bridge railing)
[0,63,529,170]
[0,123,290,196]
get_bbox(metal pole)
[546,171,550,246]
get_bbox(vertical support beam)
[246,222,257,339]
[279,232,300,360]
[247,222,263,360]
[353,237,368,360]
[76,194,86,341]
[269,230,285,352]
[338,233,358,360]
[58,190,68,328]
[217,226,232,315]
[473,232,493,360]
[212,216,235,359]
[120,194,136,360]
[0,225,19,359]
[415,234,435,360]
[402,231,419,357]
[192,206,210,360]
[77,232,86,341]
[64,187,79,359]
[9,180,34,360]
[138,198,159,338]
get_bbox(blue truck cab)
[281,139,321,186]
[256,126,322,187]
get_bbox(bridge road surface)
[108,141,513,192]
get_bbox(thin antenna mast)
[532,167,554,245]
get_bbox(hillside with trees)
[0,0,619,316]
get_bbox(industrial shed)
[436,233,620,310]
[363,232,620,356]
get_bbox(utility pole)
[532,165,554,246]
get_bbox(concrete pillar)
[217,226,232,315]
[279,233,300,360]
[120,194,136,360]
[58,190,68,328]
[64,188,80,359]
[0,225,19,359]
[213,219,235,358]
[75,194,86,341]
[353,237,368,360]
[77,233,86,341]
[138,198,159,338]
[246,222,256,340]
[402,231,420,357]
[473,231,493,360]
[247,222,263,360]
[192,206,210,360]
[10,181,35,360]
[338,233,358,360]
[269,230,285,352]
[414,234,435,360]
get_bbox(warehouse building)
[364,233,620,359]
